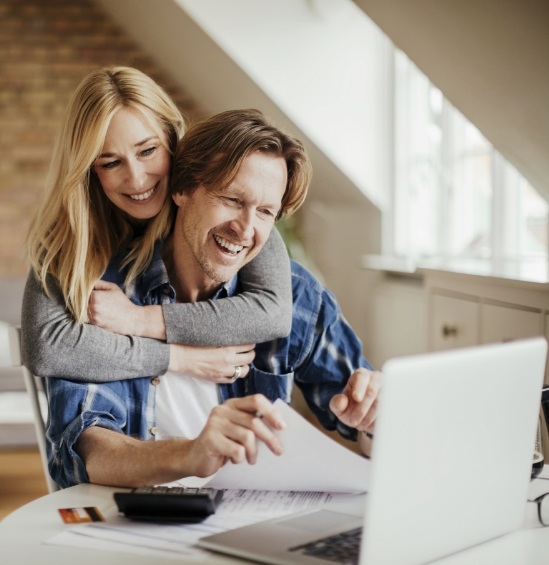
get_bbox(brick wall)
[0,0,200,277]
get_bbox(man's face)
[172,151,287,286]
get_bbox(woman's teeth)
[214,235,244,254]
[130,186,156,201]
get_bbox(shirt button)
[150,377,161,386]
[149,427,158,436]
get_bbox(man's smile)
[213,234,246,255]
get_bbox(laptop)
[199,337,547,565]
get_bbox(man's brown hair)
[171,109,312,220]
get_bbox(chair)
[7,325,59,493]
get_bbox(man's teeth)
[130,186,156,201]
[214,235,244,254]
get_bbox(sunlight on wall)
[176,0,389,210]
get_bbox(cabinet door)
[481,303,542,344]
[431,293,479,351]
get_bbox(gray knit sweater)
[21,229,291,382]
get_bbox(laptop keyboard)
[289,527,362,564]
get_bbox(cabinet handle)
[442,325,458,338]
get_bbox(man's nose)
[232,209,255,240]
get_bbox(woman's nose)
[126,159,146,191]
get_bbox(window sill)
[362,255,549,287]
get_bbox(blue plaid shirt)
[46,242,373,488]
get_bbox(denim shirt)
[45,243,372,488]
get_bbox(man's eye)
[224,197,241,206]
[258,209,275,219]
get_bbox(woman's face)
[94,107,171,221]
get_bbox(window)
[391,50,548,264]
[166,0,548,275]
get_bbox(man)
[46,109,380,488]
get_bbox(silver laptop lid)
[362,337,547,564]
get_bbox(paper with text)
[176,400,370,493]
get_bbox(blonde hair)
[26,66,186,323]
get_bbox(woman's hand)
[168,343,256,383]
[88,280,141,335]
[90,280,257,384]
[88,280,167,339]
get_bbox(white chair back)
[7,325,58,493]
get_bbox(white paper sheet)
[47,489,354,558]
[176,399,370,493]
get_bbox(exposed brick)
[0,0,201,276]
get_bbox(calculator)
[114,485,224,523]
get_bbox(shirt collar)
[111,239,239,304]
[211,274,239,299]
[124,240,174,305]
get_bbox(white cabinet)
[481,303,542,344]
[425,271,549,384]
[431,293,479,350]
[430,291,543,351]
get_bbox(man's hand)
[78,394,286,487]
[329,368,381,433]
[186,394,286,478]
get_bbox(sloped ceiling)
[92,0,377,211]
[354,0,549,202]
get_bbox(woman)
[21,66,292,383]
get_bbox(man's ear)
[172,191,185,207]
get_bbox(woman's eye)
[140,146,156,157]
[99,159,120,170]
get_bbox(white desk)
[0,483,242,564]
[2,481,549,564]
